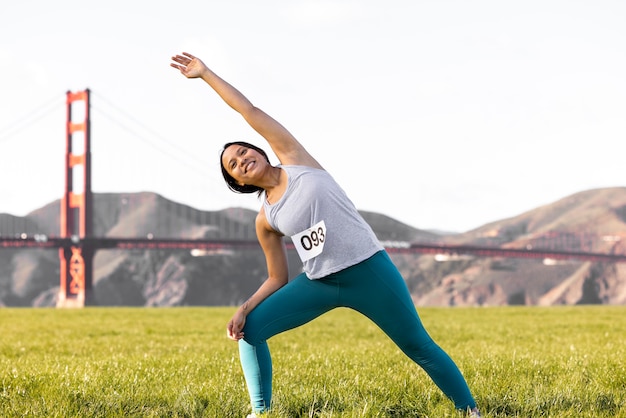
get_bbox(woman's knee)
[241,313,268,345]
[401,338,449,367]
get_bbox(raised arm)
[171,52,322,169]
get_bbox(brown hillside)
[408,187,626,306]
[452,187,626,246]
[1,188,626,307]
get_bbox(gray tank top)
[263,165,383,279]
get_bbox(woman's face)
[221,144,268,186]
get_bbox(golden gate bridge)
[2,90,626,307]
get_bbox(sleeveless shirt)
[263,165,384,279]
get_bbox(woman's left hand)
[170,52,207,79]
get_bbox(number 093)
[300,227,325,251]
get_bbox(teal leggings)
[239,250,476,413]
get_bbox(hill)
[406,187,626,306]
[1,188,626,307]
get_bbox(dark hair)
[220,141,271,196]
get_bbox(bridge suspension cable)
[0,93,63,145]
[90,91,210,176]
[87,89,240,213]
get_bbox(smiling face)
[219,141,271,195]
[222,144,263,184]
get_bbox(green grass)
[1,306,625,417]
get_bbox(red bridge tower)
[57,89,94,307]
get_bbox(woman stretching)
[170,52,481,418]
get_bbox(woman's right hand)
[226,309,246,341]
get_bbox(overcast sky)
[1,1,625,232]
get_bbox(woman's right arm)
[171,52,322,169]
[226,208,290,341]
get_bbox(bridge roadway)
[3,236,626,263]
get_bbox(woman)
[170,52,481,418]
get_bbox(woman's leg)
[239,273,339,413]
[337,251,477,411]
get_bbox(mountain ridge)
[1,187,625,307]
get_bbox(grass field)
[1,306,625,417]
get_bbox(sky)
[1,1,625,233]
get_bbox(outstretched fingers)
[169,52,190,72]
[170,56,187,69]
[170,52,206,78]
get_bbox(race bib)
[291,220,326,262]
